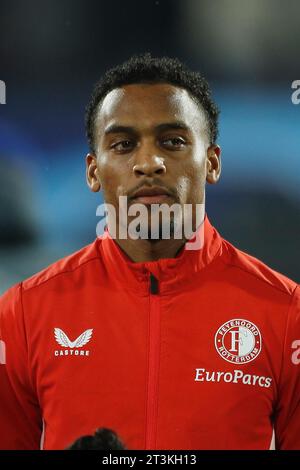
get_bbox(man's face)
[86,83,221,238]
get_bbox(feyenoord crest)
[215,319,262,364]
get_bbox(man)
[0,54,299,450]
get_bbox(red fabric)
[0,213,299,449]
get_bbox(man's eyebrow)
[155,122,190,132]
[104,121,190,136]
[104,124,140,136]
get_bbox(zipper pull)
[149,273,159,295]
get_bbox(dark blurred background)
[0,0,299,293]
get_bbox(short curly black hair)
[66,427,126,450]
[85,53,219,153]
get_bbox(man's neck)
[114,237,186,263]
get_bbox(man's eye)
[111,140,134,152]
[162,137,186,148]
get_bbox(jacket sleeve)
[274,284,300,449]
[0,283,43,449]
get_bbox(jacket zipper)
[145,273,160,449]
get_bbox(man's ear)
[86,153,101,192]
[206,144,221,184]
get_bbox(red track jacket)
[0,213,300,449]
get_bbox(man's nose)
[133,148,166,177]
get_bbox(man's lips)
[129,186,174,204]
[133,194,171,204]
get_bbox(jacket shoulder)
[22,238,102,292]
[221,238,297,297]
